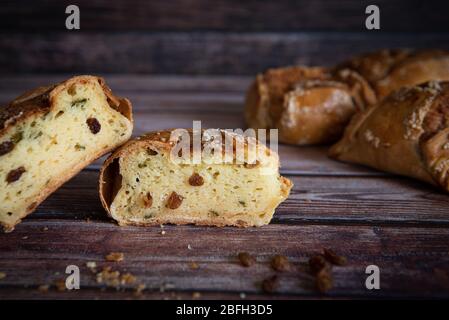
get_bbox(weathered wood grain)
[0,221,448,299]
[2,32,449,74]
[26,171,449,226]
[0,75,251,95]
[2,0,448,32]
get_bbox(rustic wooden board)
[1,222,449,299]
[26,171,449,226]
[2,32,449,74]
[2,0,448,32]
[0,75,449,299]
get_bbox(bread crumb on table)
[54,279,66,292]
[134,283,146,296]
[105,252,124,262]
[38,285,49,293]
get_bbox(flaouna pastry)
[99,129,292,227]
[330,81,449,192]
[245,66,376,145]
[336,49,449,100]
[0,76,133,231]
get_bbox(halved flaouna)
[0,75,133,231]
[99,130,292,227]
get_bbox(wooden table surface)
[1,75,449,299]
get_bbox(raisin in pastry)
[245,66,375,145]
[99,129,292,227]
[0,75,133,231]
[330,81,449,192]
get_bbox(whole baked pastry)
[330,81,449,192]
[99,129,292,227]
[0,75,133,231]
[245,66,376,145]
[336,49,449,100]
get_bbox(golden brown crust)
[244,66,328,131]
[0,76,133,232]
[376,50,449,99]
[336,49,449,100]
[99,129,291,226]
[0,76,132,136]
[244,66,376,145]
[329,81,449,192]
[335,49,411,85]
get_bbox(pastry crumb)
[55,279,66,292]
[120,273,137,285]
[96,266,121,287]
[134,283,146,296]
[38,284,50,293]
[86,261,97,273]
[105,252,124,262]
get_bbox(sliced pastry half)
[0,75,133,231]
[99,129,292,227]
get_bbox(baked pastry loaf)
[99,129,292,227]
[0,75,133,231]
[330,81,449,192]
[336,49,449,100]
[245,66,376,145]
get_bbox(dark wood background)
[1,0,449,74]
[1,0,449,300]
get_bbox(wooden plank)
[2,32,449,74]
[0,288,311,300]
[0,75,252,95]
[1,0,448,32]
[0,221,448,298]
[26,171,449,225]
